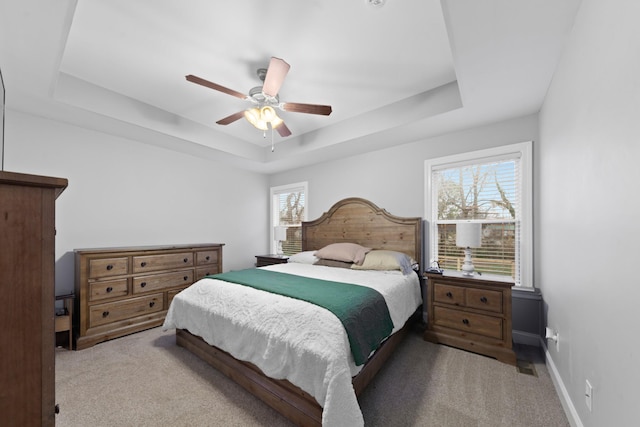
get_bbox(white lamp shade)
[274,226,287,241]
[456,222,482,248]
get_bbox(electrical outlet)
[545,327,559,351]
[585,380,593,412]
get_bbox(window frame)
[270,181,308,254]
[424,141,532,288]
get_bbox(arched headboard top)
[302,197,422,266]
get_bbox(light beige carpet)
[55,325,569,426]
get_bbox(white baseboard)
[543,339,584,427]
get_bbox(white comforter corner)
[162,263,421,427]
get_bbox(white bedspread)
[162,263,421,427]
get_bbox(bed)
[163,197,422,426]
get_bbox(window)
[270,182,308,255]
[425,142,532,287]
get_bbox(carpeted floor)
[55,324,569,426]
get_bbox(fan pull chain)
[271,127,275,152]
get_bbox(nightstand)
[255,254,289,267]
[424,271,516,365]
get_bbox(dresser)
[424,272,516,365]
[0,171,67,426]
[74,243,224,350]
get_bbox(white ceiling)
[0,0,581,173]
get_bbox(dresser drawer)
[433,306,503,340]
[196,265,219,280]
[466,287,503,313]
[89,293,163,327]
[89,257,129,278]
[197,250,219,266]
[90,278,129,301]
[433,283,465,306]
[167,288,186,308]
[132,270,194,294]
[133,252,194,273]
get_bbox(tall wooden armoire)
[0,171,67,426]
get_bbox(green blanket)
[206,268,394,365]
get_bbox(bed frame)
[176,197,422,426]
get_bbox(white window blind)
[425,142,532,287]
[270,182,308,255]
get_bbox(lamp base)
[461,247,475,276]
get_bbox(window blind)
[271,183,307,255]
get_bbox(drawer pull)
[206,256,210,261]
[462,318,469,325]
[106,286,113,293]
[149,301,155,308]
[446,292,453,298]
[140,261,147,267]
[480,296,488,303]
[140,282,147,288]
[183,258,188,263]
[183,276,188,281]
[102,311,110,318]
[106,264,113,271]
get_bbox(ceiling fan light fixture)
[244,108,268,131]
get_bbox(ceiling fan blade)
[262,57,290,97]
[281,102,332,116]
[216,111,245,125]
[186,75,247,100]
[275,122,292,137]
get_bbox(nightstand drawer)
[89,293,163,327]
[132,270,194,294]
[466,287,502,313]
[434,306,503,340]
[433,283,465,306]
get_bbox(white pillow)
[287,251,319,264]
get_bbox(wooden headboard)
[302,197,422,266]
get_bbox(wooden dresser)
[74,243,224,350]
[424,272,516,365]
[0,171,67,426]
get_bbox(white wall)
[538,0,640,426]
[270,113,539,259]
[4,110,268,295]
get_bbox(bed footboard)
[176,314,415,427]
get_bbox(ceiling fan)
[186,57,332,138]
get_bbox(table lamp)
[456,222,482,276]
[274,226,287,255]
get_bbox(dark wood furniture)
[255,253,289,267]
[0,171,67,426]
[74,244,223,350]
[424,271,516,365]
[176,197,422,426]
